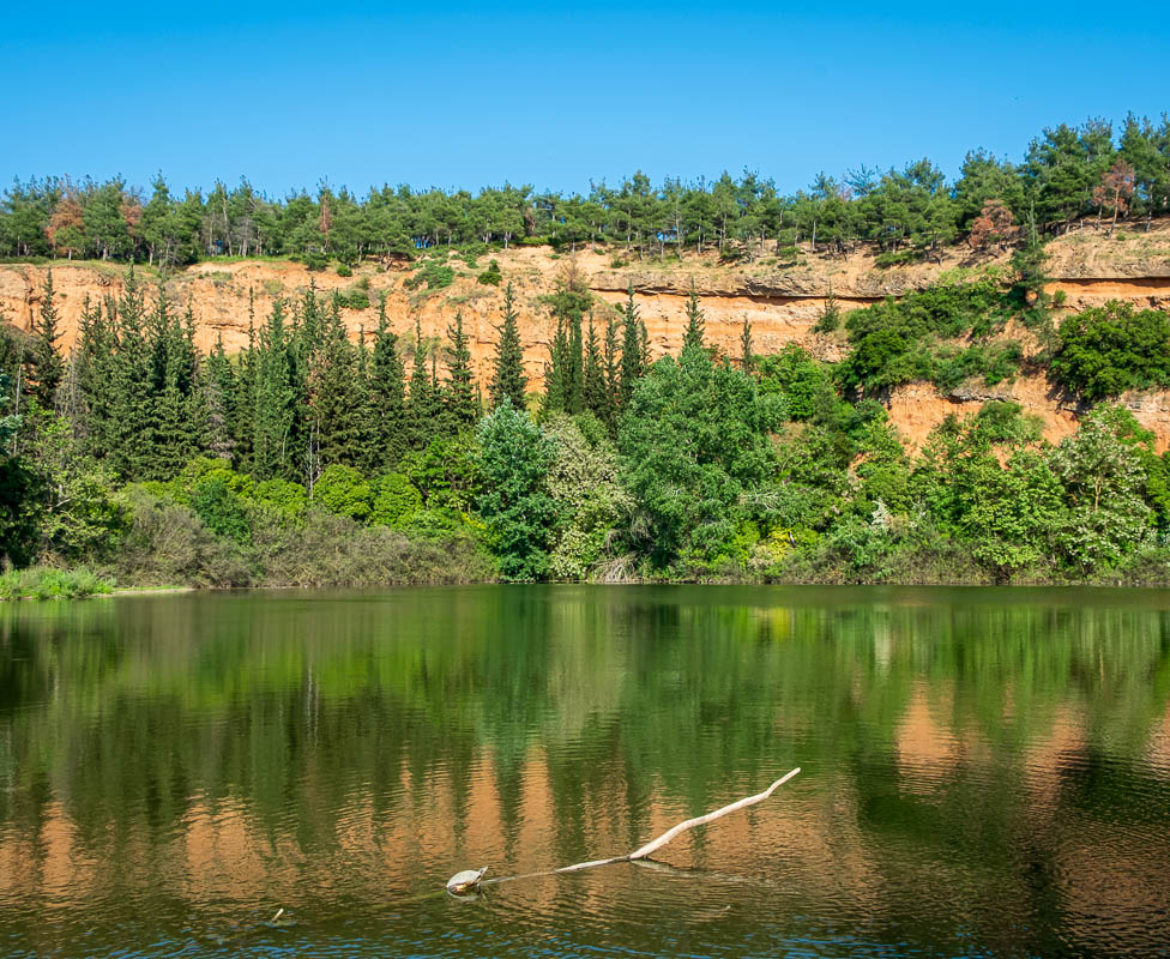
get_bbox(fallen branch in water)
[452,767,801,894]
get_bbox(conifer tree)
[148,291,200,478]
[444,311,479,431]
[739,316,754,374]
[582,313,610,423]
[26,270,64,409]
[106,266,154,479]
[619,286,644,409]
[370,297,406,468]
[352,331,381,474]
[203,334,237,460]
[682,278,705,352]
[310,301,362,471]
[407,316,439,449]
[233,299,259,471]
[76,294,117,460]
[253,299,299,480]
[490,282,527,410]
[603,315,622,417]
[543,314,570,414]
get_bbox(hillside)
[3,222,1170,451]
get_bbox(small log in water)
[458,767,801,893]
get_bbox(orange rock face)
[2,222,1169,450]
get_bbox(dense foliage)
[1051,302,1170,400]
[3,117,1169,268]
[1,261,1168,590]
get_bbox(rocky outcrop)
[2,221,1169,451]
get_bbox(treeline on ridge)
[2,116,1169,267]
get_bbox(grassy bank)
[0,567,114,600]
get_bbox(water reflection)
[1,586,1169,958]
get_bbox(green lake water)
[1,585,1169,957]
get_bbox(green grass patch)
[0,566,115,601]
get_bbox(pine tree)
[619,286,644,409]
[582,312,610,423]
[603,315,622,417]
[490,282,527,410]
[682,278,705,351]
[147,291,201,479]
[543,314,570,414]
[739,316,754,374]
[106,266,154,479]
[76,294,117,459]
[203,334,237,460]
[543,269,588,415]
[444,311,479,431]
[407,316,440,449]
[309,300,363,472]
[370,297,406,468]
[253,299,300,481]
[233,298,259,472]
[352,331,381,474]
[26,270,64,409]
[567,309,584,414]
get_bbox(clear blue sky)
[4,0,1168,198]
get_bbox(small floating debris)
[445,767,801,895]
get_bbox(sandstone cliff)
[2,221,1169,451]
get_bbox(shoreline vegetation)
[3,117,1170,596]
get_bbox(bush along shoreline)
[1,255,1169,594]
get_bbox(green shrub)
[370,473,423,529]
[404,261,455,292]
[477,259,502,286]
[874,250,923,268]
[313,464,372,520]
[336,263,353,277]
[304,253,328,272]
[338,286,370,310]
[933,341,1023,392]
[838,278,1013,393]
[109,488,252,588]
[252,478,308,519]
[1051,301,1170,400]
[192,476,252,543]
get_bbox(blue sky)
[3,1,1168,198]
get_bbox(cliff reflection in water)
[1,586,1168,958]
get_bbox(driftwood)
[452,767,801,894]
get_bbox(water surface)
[1,585,1169,957]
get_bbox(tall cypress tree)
[233,299,259,472]
[203,334,237,460]
[310,301,362,471]
[107,266,154,479]
[149,291,201,479]
[444,311,478,431]
[76,294,117,459]
[603,316,621,417]
[407,316,439,449]
[353,331,381,474]
[619,285,644,409]
[490,282,527,410]
[26,270,64,409]
[253,299,299,481]
[154,334,197,478]
[370,296,406,469]
[682,278,705,351]
[543,314,570,414]
[739,316,754,374]
[582,313,610,424]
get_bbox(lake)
[1,585,1169,957]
